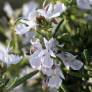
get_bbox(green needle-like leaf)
[53,19,64,37]
[8,70,38,91]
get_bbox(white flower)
[29,38,55,70]
[29,38,65,88]
[37,2,66,20]
[3,2,14,18]
[15,19,37,35]
[42,64,64,88]
[76,0,92,10]
[29,49,54,70]
[57,52,83,70]
[0,43,22,66]
[16,1,38,35]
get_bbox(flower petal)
[50,3,66,18]
[41,50,53,68]
[57,52,76,62]
[22,1,38,18]
[31,39,42,50]
[76,0,91,10]
[54,66,65,79]
[70,60,83,70]
[4,54,22,66]
[46,3,53,14]
[27,10,38,20]
[42,67,52,76]
[0,43,9,54]
[57,52,77,69]
[42,56,53,68]
[54,3,66,13]
[29,50,42,70]
[44,38,57,51]
[48,76,62,88]
[29,56,41,70]
[22,31,36,45]
[16,18,37,35]
[15,23,31,35]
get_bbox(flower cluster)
[15,1,66,35]
[14,1,83,89]
[29,38,64,88]
[28,38,83,88]
[3,0,84,90]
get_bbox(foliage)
[0,0,92,92]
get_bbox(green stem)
[10,19,19,53]
[82,49,89,65]
[12,27,19,53]
[53,19,64,38]
[61,84,69,92]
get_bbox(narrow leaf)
[8,70,38,90]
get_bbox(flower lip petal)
[42,56,53,68]
[29,56,41,70]
[56,52,83,70]
[53,64,65,79]
[70,60,83,70]
[48,76,62,88]
[41,67,52,76]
